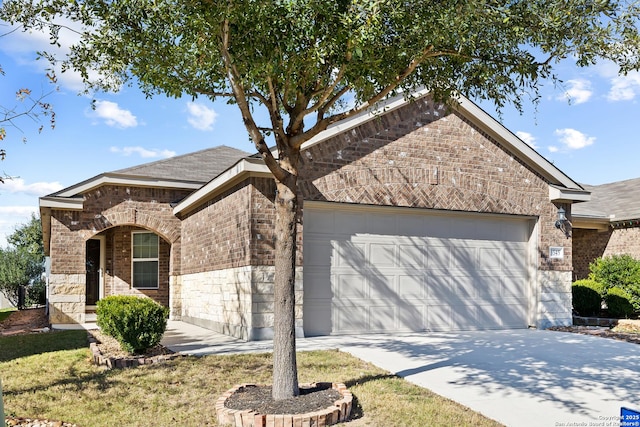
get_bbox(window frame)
[131,231,160,290]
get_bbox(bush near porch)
[572,255,640,318]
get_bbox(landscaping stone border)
[573,316,620,327]
[87,334,184,369]
[216,383,353,427]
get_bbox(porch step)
[85,312,97,322]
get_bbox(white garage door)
[303,203,533,336]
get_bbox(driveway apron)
[162,322,640,427]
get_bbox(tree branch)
[220,18,287,182]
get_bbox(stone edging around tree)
[216,383,353,427]
[88,334,185,369]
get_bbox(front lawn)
[0,308,16,323]
[1,331,502,426]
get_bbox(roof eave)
[52,173,205,198]
[549,185,591,203]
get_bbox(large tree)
[0,214,45,307]
[3,0,639,399]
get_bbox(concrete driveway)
[162,322,640,427]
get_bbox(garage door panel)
[503,248,527,271]
[452,305,479,330]
[397,215,425,236]
[303,204,531,335]
[397,304,426,331]
[304,238,334,267]
[335,241,366,268]
[477,247,503,271]
[304,270,333,299]
[477,305,503,329]
[305,209,334,233]
[335,211,367,234]
[369,305,396,331]
[398,274,425,299]
[335,274,367,299]
[451,276,477,299]
[427,305,453,331]
[367,213,397,235]
[368,275,396,300]
[304,301,332,336]
[335,305,368,332]
[398,243,425,267]
[370,243,396,267]
[453,246,478,270]
[428,245,451,270]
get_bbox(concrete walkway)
[161,321,640,427]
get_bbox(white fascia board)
[173,159,272,216]
[549,185,591,203]
[288,88,432,155]
[454,97,584,191]
[54,174,203,198]
[39,196,84,210]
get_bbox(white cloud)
[607,72,640,102]
[548,146,559,153]
[90,100,138,128]
[110,146,176,159]
[516,131,538,149]
[187,102,218,131]
[1,18,89,92]
[554,128,595,150]
[557,79,592,104]
[0,178,63,196]
[0,206,39,248]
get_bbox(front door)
[86,239,101,305]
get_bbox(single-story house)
[572,177,640,280]
[40,91,590,340]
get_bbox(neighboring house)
[40,91,590,339]
[0,293,14,310]
[572,177,640,280]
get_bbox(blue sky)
[1,20,639,247]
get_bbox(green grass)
[1,332,503,426]
[0,308,17,323]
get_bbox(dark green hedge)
[572,279,604,316]
[96,296,169,354]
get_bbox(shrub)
[604,287,635,318]
[96,296,169,354]
[26,279,46,307]
[589,254,640,312]
[571,279,604,316]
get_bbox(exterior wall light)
[555,206,571,238]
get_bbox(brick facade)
[48,185,191,325]
[573,226,640,280]
[174,96,573,337]
[48,96,576,333]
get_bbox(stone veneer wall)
[179,266,304,340]
[537,270,573,329]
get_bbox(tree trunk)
[271,173,300,400]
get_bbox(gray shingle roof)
[112,145,252,183]
[573,177,640,221]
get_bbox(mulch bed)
[224,384,342,415]
[0,307,48,336]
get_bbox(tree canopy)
[2,0,639,399]
[0,214,45,307]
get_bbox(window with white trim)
[132,232,159,289]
